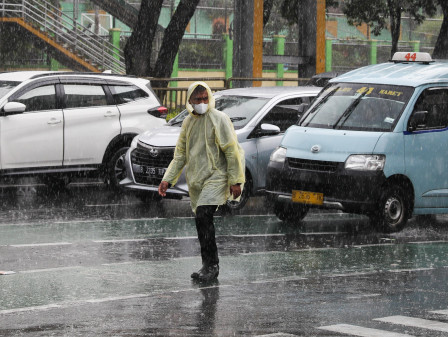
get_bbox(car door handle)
[47,118,62,125]
[104,111,117,117]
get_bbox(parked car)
[120,86,321,211]
[266,52,448,232]
[0,71,167,188]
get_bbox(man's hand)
[158,181,169,197]
[229,184,241,199]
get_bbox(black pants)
[195,205,219,267]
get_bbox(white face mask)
[193,103,208,115]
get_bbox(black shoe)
[198,264,219,282]
[191,265,206,279]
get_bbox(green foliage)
[343,0,437,37]
[280,0,338,25]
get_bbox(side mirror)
[408,110,428,132]
[258,123,281,136]
[2,102,26,115]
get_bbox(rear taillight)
[147,106,168,119]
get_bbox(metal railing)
[151,77,311,112]
[0,0,125,73]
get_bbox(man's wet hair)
[192,85,207,97]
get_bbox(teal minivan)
[266,52,448,232]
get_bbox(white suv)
[0,71,167,188]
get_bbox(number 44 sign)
[392,52,433,63]
[405,53,417,61]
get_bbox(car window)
[411,88,448,130]
[0,81,20,100]
[109,85,149,104]
[215,95,269,129]
[168,95,270,129]
[14,85,57,112]
[258,104,301,132]
[63,84,109,108]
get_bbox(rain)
[1,1,448,336]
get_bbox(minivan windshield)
[301,83,414,132]
[167,95,269,129]
[0,81,20,99]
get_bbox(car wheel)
[369,184,411,233]
[273,200,309,223]
[107,147,129,190]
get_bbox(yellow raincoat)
[162,82,245,213]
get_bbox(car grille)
[131,143,175,184]
[287,158,339,173]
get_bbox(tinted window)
[301,83,414,132]
[63,84,108,108]
[109,85,149,104]
[168,95,270,129]
[14,85,57,112]
[411,88,448,130]
[259,105,301,132]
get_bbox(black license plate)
[134,164,166,178]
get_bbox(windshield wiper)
[230,117,246,122]
[333,92,366,129]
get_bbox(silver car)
[120,86,321,210]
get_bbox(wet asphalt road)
[2,179,448,336]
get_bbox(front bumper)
[120,143,189,200]
[266,157,387,214]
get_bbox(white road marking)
[251,276,307,284]
[255,333,299,337]
[239,251,283,256]
[20,266,80,274]
[10,242,72,248]
[374,315,448,332]
[92,239,148,243]
[231,234,285,237]
[388,267,434,273]
[353,244,396,248]
[325,271,377,278]
[408,240,448,244]
[0,303,65,315]
[318,324,414,336]
[164,236,198,240]
[429,309,448,316]
[346,293,381,299]
[300,232,347,235]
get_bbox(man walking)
[158,81,245,282]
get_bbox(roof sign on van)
[391,52,433,63]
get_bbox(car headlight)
[270,147,287,163]
[130,135,139,149]
[345,154,385,171]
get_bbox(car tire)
[107,147,129,190]
[274,200,309,223]
[369,184,411,233]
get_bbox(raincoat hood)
[186,81,216,117]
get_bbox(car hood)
[138,124,247,148]
[138,125,180,147]
[282,126,384,162]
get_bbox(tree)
[125,0,275,87]
[343,0,436,57]
[433,1,448,59]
